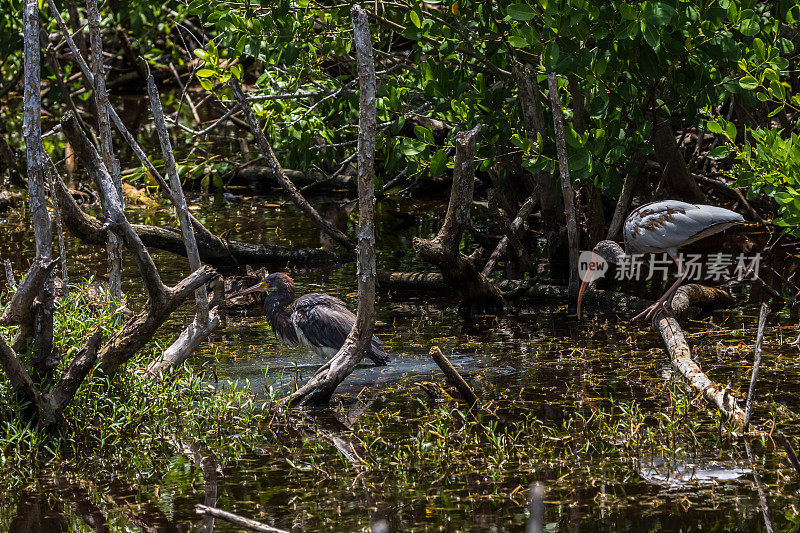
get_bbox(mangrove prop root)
[284,5,379,407]
[0,258,58,326]
[429,346,481,409]
[195,505,288,533]
[655,311,745,425]
[412,124,504,310]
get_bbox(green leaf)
[414,126,434,144]
[706,120,724,134]
[508,35,529,49]
[196,69,215,78]
[725,122,737,141]
[619,3,636,20]
[399,138,427,156]
[738,16,760,37]
[230,64,243,80]
[752,38,765,60]
[767,104,784,118]
[708,146,732,159]
[429,149,448,177]
[199,77,213,91]
[644,2,676,25]
[409,10,421,28]
[507,3,537,21]
[738,76,759,90]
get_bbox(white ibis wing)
[624,200,743,254]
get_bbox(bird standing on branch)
[578,200,744,321]
[226,272,391,365]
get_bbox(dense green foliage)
[181,0,799,226]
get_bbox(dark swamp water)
[0,194,799,532]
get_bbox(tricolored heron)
[226,272,391,366]
[578,200,744,321]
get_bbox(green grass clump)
[0,280,275,490]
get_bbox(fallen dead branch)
[429,346,480,409]
[377,271,449,292]
[52,170,346,268]
[229,77,355,251]
[655,311,745,425]
[195,505,288,533]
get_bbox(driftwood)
[547,73,580,292]
[229,77,356,251]
[285,5,378,407]
[195,505,288,533]
[413,125,504,310]
[429,346,480,408]
[655,311,745,424]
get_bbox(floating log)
[655,311,745,424]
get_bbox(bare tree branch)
[285,5,379,407]
[228,78,356,251]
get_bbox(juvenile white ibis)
[226,272,391,365]
[577,200,744,321]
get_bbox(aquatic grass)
[0,285,278,491]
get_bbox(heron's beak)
[576,251,597,319]
[226,279,269,301]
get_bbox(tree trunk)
[87,0,123,301]
[547,73,580,293]
[650,114,706,203]
[285,5,379,407]
[23,0,55,374]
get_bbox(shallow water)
[1,194,799,532]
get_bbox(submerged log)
[195,505,288,533]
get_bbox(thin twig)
[744,301,769,432]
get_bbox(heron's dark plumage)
[262,273,390,366]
